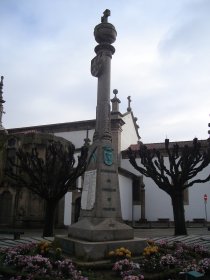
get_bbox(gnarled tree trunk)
[171,190,187,235]
[43,200,57,237]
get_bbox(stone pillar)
[68,10,133,242]
[111,89,125,165]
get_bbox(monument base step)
[68,217,134,241]
[55,235,147,261]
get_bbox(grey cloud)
[158,0,210,55]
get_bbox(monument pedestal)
[55,235,147,261]
[68,217,134,241]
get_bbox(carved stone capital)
[95,43,115,57]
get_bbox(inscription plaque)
[81,170,97,210]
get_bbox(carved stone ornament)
[91,54,105,77]
[103,145,113,166]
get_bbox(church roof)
[7,119,96,134]
[122,139,209,158]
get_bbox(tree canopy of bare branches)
[128,138,210,235]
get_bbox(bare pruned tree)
[7,140,88,236]
[128,138,210,235]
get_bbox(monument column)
[92,9,116,143]
[68,10,133,242]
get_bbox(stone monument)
[68,9,133,242]
[56,10,146,260]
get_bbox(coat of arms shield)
[103,146,113,166]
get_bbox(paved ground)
[1,226,210,250]
[134,227,210,251]
[134,226,210,238]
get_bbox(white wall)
[55,130,94,149]
[121,158,172,221]
[143,176,174,220]
[185,165,210,221]
[64,192,72,226]
[118,174,141,221]
[133,205,141,221]
[119,175,133,221]
[120,157,140,176]
[121,157,210,221]
[121,113,139,151]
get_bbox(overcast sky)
[1,0,210,144]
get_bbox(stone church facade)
[0,133,70,228]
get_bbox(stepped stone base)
[55,235,147,261]
[67,218,134,242]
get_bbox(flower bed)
[0,241,87,280]
[1,240,210,279]
[108,241,210,280]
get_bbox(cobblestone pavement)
[134,227,210,250]
[0,226,210,250]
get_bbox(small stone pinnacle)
[113,89,118,97]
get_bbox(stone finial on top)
[113,89,118,98]
[94,9,117,45]
[127,96,132,112]
[101,9,110,23]
[111,89,121,112]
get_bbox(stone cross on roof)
[127,96,132,112]
[101,9,110,23]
